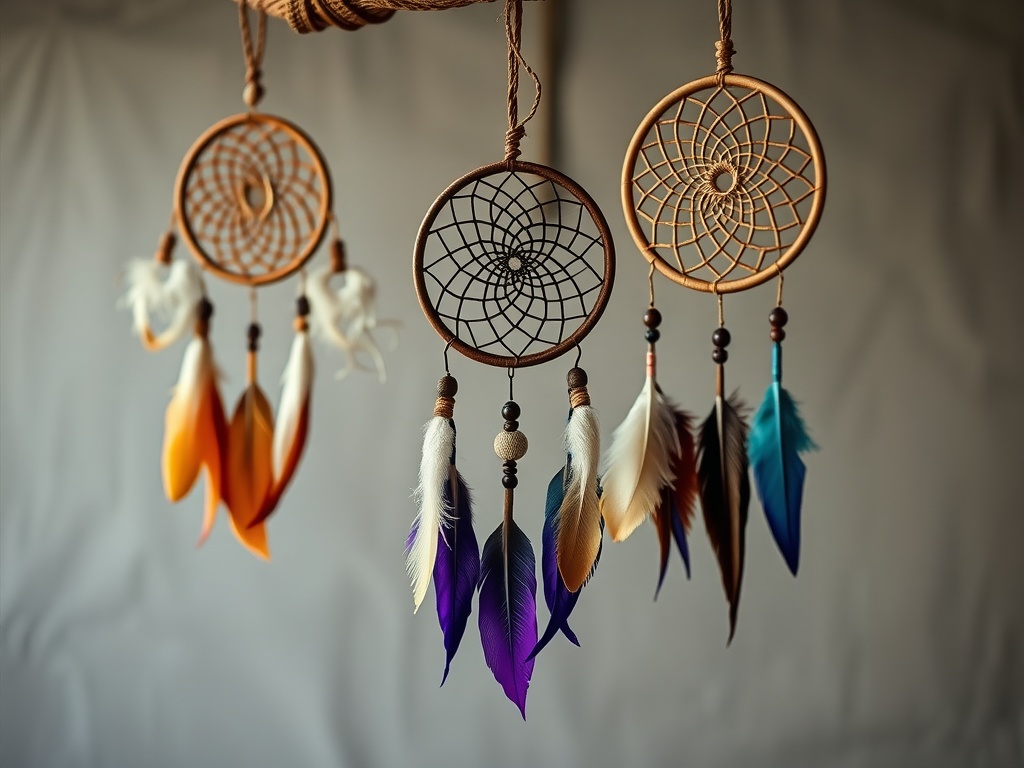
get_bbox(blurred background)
[1,0,1022,766]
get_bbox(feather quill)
[697,393,750,642]
[248,330,313,527]
[601,373,679,542]
[224,384,274,560]
[121,259,204,351]
[653,408,698,597]
[749,344,816,575]
[478,519,538,719]
[555,404,601,592]
[407,416,455,612]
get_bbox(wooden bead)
[296,295,310,317]
[712,347,728,364]
[646,329,660,344]
[437,375,458,398]
[293,316,309,333]
[770,327,786,342]
[330,239,347,273]
[643,308,662,329]
[769,307,789,328]
[197,297,213,322]
[712,327,731,348]
[567,367,588,389]
[494,430,528,461]
[501,401,521,420]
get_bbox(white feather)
[305,264,399,383]
[600,376,680,542]
[120,259,204,350]
[273,330,313,480]
[407,416,455,612]
[556,404,602,591]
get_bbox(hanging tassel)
[249,295,315,527]
[120,233,205,351]
[697,325,750,642]
[653,407,698,598]
[479,399,537,719]
[405,375,480,682]
[749,308,816,575]
[160,297,228,547]
[554,367,602,592]
[223,322,274,560]
[601,308,679,542]
[305,241,398,382]
[529,467,605,661]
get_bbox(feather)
[121,259,204,351]
[248,330,313,527]
[529,468,605,661]
[406,416,455,612]
[430,468,480,684]
[601,373,679,542]
[697,393,751,642]
[555,404,602,592]
[160,336,227,546]
[306,264,398,382]
[653,408,698,597]
[749,344,817,575]
[224,384,274,560]
[478,519,538,719]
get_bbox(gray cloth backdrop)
[1,1,1022,766]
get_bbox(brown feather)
[251,395,310,527]
[224,384,274,560]
[697,393,750,643]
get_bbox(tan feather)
[224,384,274,560]
[555,404,601,592]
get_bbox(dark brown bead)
[712,347,728,364]
[567,367,588,389]
[770,327,786,342]
[296,296,310,317]
[437,375,458,398]
[247,323,262,343]
[643,308,662,329]
[502,474,519,489]
[503,420,519,432]
[769,307,789,328]
[197,297,213,322]
[502,401,521,421]
[712,327,731,348]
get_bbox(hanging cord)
[239,2,268,108]
[503,0,542,166]
[775,266,785,307]
[647,262,657,308]
[714,0,734,86]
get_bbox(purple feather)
[478,519,537,719]
[529,468,604,660]
[433,470,479,684]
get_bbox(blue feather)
[748,344,817,575]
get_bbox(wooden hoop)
[622,73,826,293]
[174,112,333,286]
[414,160,615,369]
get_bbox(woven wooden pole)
[238,0,540,33]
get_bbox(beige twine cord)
[239,3,267,105]
[714,0,734,85]
[503,0,542,165]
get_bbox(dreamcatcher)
[121,5,394,559]
[603,0,825,639]
[405,0,614,717]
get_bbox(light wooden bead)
[493,430,528,461]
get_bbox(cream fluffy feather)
[600,376,680,542]
[121,259,204,350]
[407,416,455,612]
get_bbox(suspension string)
[714,0,734,85]
[249,285,259,324]
[507,366,516,401]
[775,267,785,307]
[647,262,657,307]
[239,3,267,109]
[503,0,542,165]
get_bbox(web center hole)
[244,181,265,210]
[713,171,734,193]
[507,255,523,272]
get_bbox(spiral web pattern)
[418,168,609,363]
[178,115,329,284]
[628,80,822,289]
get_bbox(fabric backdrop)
[1,1,1022,766]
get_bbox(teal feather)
[748,343,817,576]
